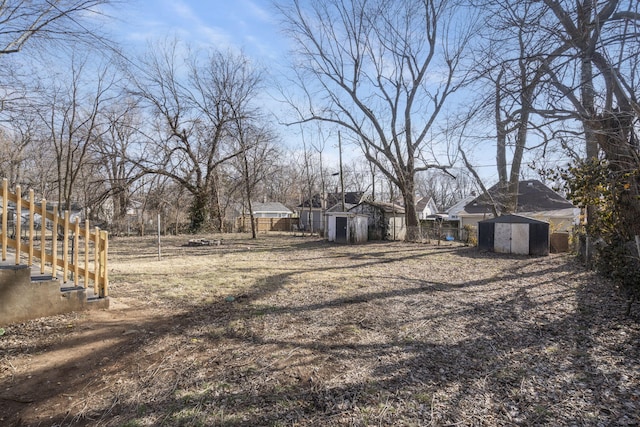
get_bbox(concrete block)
[0,265,109,326]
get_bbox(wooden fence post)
[84,220,90,289]
[52,208,58,278]
[94,226,100,295]
[63,210,69,282]
[2,179,7,262]
[28,189,34,266]
[40,199,46,274]
[100,230,109,297]
[15,185,21,264]
[73,218,80,287]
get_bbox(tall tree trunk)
[401,174,420,241]
[190,188,209,233]
[495,69,508,185]
[242,149,257,239]
[209,171,223,232]
[595,111,640,238]
[581,60,599,159]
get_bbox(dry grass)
[1,233,639,426]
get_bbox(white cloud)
[114,0,289,60]
[242,0,274,23]
[116,0,235,50]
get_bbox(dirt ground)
[1,234,639,426]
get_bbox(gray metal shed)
[478,214,549,256]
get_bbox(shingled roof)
[464,180,575,214]
[297,192,364,209]
[251,202,293,214]
[415,196,433,212]
[350,200,405,214]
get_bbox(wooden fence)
[236,216,299,233]
[0,179,109,297]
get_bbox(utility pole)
[338,131,345,212]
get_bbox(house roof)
[326,203,358,213]
[415,196,436,213]
[446,195,476,215]
[251,202,292,214]
[351,200,405,214]
[463,180,575,215]
[298,192,364,209]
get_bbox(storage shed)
[348,200,406,240]
[478,214,549,256]
[326,212,368,244]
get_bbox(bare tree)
[36,52,116,213]
[415,168,475,211]
[90,97,145,229]
[0,0,116,207]
[0,0,111,56]
[341,159,373,197]
[278,0,473,238]
[460,1,559,214]
[129,41,263,232]
[475,0,640,236]
[231,124,279,238]
[262,156,306,207]
[461,0,640,233]
[537,0,640,237]
[0,117,34,186]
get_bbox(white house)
[415,196,438,220]
[250,202,293,218]
[446,195,476,222]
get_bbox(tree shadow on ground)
[2,241,639,426]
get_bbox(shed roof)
[351,200,405,214]
[479,214,549,224]
[326,202,358,213]
[298,192,364,209]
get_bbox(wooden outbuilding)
[326,212,368,244]
[478,214,549,256]
[348,200,406,240]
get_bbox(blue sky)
[106,0,325,155]
[102,1,506,184]
[113,0,288,64]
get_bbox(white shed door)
[511,223,530,255]
[494,223,530,254]
[494,223,511,253]
[327,216,336,241]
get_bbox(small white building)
[250,202,293,218]
[416,196,438,220]
[325,212,368,244]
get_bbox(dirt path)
[1,300,153,424]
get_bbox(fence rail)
[236,216,299,233]
[0,179,109,297]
